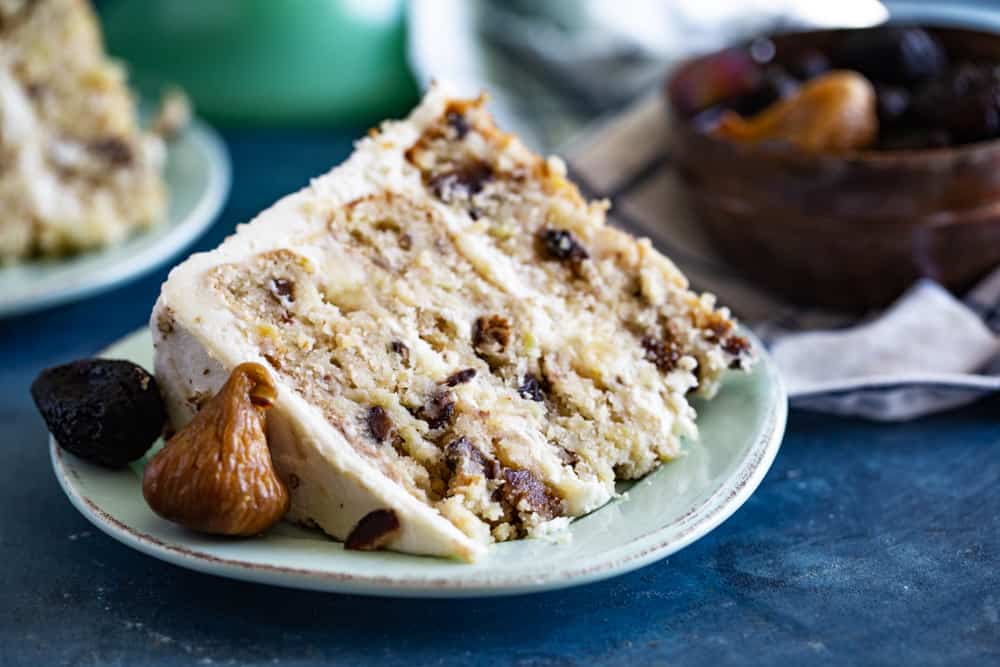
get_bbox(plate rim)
[0,117,230,318]
[50,328,787,598]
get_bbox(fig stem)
[249,383,277,408]
[232,362,277,408]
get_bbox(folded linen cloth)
[564,95,1000,420]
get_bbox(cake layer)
[152,83,752,560]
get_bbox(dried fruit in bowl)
[911,63,1000,144]
[713,71,878,152]
[668,48,761,116]
[834,25,948,85]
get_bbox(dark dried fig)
[31,359,165,468]
[835,26,947,85]
[875,83,911,128]
[911,64,1000,144]
[787,49,830,81]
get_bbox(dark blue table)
[2,131,998,666]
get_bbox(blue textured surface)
[2,131,998,666]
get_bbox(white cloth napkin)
[564,95,1000,420]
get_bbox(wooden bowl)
[666,26,1000,311]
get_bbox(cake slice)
[152,84,753,561]
[0,0,166,262]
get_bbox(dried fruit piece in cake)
[152,83,754,561]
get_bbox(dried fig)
[834,26,947,85]
[142,362,289,536]
[714,70,878,152]
[31,359,165,468]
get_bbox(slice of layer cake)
[152,84,753,561]
[0,0,166,262]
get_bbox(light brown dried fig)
[142,362,289,536]
[714,70,878,152]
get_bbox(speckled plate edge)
[0,117,230,318]
[50,329,787,598]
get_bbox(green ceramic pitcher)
[99,0,419,126]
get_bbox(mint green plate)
[0,118,229,318]
[51,328,786,597]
